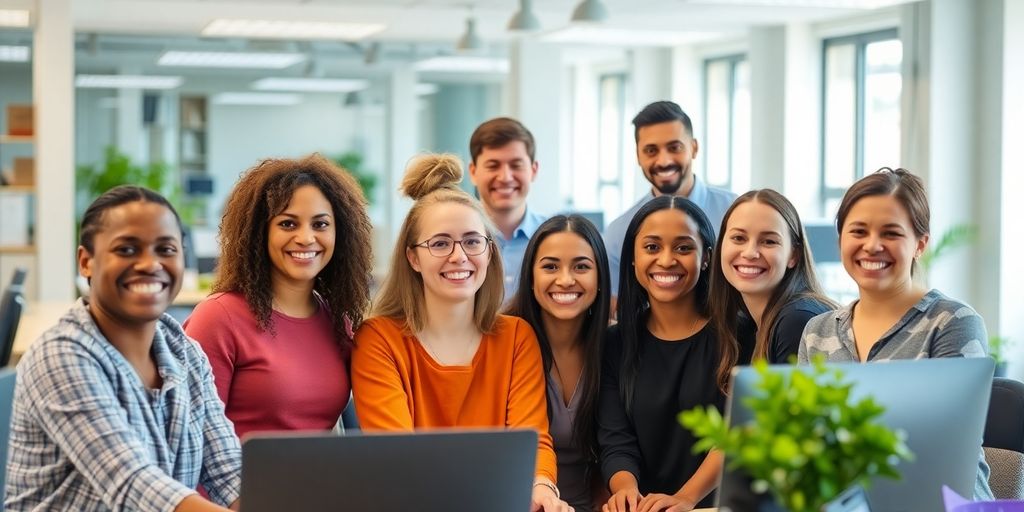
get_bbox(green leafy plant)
[76,146,202,224]
[919,224,977,274]
[333,151,377,204]
[680,358,912,512]
[990,336,1013,365]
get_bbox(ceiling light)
[507,0,541,32]
[0,9,30,28]
[570,0,608,23]
[414,56,509,74]
[158,51,306,69]
[75,75,183,90]
[541,26,723,46]
[0,45,30,62]
[251,77,369,93]
[681,0,907,7]
[213,92,302,106]
[456,18,483,52]
[202,19,386,41]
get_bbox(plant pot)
[995,362,1008,378]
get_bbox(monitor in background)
[717,358,994,512]
[241,429,537,512]
[804,220,840,264]
[0,368,17,502]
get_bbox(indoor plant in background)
[332,151,377,204]
[680,358,913,512]
[990,336,1014,378]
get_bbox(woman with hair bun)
[352,153,570,512]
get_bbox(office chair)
[0,268,28,367]
[984,377,1024,498]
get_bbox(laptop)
[241,428,537,512]
[0,368,17,501]
[716,358,994,512]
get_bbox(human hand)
[531,484,571,512]
[635,493,695,512]
[602,486,642,512]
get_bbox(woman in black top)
[599,196,724,512]
[708,189,837,389]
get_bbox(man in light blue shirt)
[604,101,737,296]
[468,117,547,300]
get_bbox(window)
[578,72,636,226]
[821,29,902,216]
[703,55,750,193]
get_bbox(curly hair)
[214,153,373,343]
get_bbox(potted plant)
[332,151,377,204]
[990,336,1013,378]
[680,358,913,512]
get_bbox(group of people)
[3,100,993,512]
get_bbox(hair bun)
[401,153,464,200]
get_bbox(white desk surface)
[13,289,211,362]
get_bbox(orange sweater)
[352,314,557,483]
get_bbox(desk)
[12,289,212,364]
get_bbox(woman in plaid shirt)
[5,186,242,512]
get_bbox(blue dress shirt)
[495,208,548,302]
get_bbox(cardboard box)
[12,157,33,186]
[6,105,33,136]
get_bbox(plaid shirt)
[5,299,242,511]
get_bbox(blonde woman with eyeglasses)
[351,154,570,512]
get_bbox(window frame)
[819,27,900,210]
[702,53,747,191]
[595,71,629,217]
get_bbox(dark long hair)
[616,195,715,414]
[214,154,373,344]
[709,190,838,391]
[505,214,611,467]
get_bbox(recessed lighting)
[0,9,30,28]
[75,75,184,90]
[202,19,386,41]
[250,77,369,93]
[541,26,723,46]
[158,51,306,69]
[0,45,30,62]
[213,92,303,106]
[414,56,509,74]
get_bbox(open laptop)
[716,357,994,512]
[241,428,537,512]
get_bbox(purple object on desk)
[944,486,1024,512]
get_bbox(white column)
[629,48,672,109]
[379,66,417,273]
[116,81,143,161]
[507,40,563,212]
[1002,0,1024,378]
[748,26,786,191]
[782,23,821,216]
[33,0,75,301]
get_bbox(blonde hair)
[371,153,504,333]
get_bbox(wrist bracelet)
[534,482,560,499]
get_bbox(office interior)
[0,0,1020,377]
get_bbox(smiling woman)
[352,153,571,512]
[183,154,373,438]
[6,186,242,511]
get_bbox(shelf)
[0,135,35,144]
[0,245,35,254]
[0,185,35,193]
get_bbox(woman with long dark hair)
[599,195,724,512]
[506,214,611,511]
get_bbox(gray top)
[798,288,993,500]
[546,371,591,512]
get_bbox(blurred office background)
[0,0,1021,375]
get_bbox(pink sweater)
[183,292,350,439]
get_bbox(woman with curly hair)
[184,154,373,438]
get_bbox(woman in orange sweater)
[352,153,569,512]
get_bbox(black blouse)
[737,297,833,365]
[598,322,723,508]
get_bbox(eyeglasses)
[411,234,492,257]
